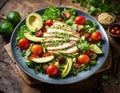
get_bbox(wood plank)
[0,0,7,9]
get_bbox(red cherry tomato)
[116,30,120,35]
[29,54,39,61]
[110,28,116,35]
[78,54,90,64]
[46,65,58,77]
[18,38,30,50]
[35,30,43,37]
[91,31,102,41]
[31,45,43,55]
[75,16,85,25]
[44,19,53,26]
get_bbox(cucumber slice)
[32,56,54,63]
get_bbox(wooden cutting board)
[4,43,112,85]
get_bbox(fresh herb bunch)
[72,0,120,15]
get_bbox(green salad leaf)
[42,6,61,21]
[16,25,29,43]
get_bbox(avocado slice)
[61,58,73,78]
[26,12,43,32]
[24,32,44,42]
[31,56,54,63]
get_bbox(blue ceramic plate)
[10,7,109,85]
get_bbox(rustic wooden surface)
[0,0,120,93]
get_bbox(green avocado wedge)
[61,58,73,78]
[24,32,44,42]
[26,12,43,32]
[31,56,54,63]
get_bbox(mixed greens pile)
[16,6,103,78]
[72,0,120,15]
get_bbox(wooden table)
[0,0,120,93]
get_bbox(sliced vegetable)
[90,44,103,54]
[26,12,43,32]
[31,55,54,63]
[24,32,44,42]
[61,58,73,78]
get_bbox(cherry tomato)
[116,30,120,35]
[42,52,51,57]
[110,28,116,35]
[31,45,43,55]
[35,30,43,37]
[91,31,102,41]
[75,16,85,25]
[62,11,70,19]
[78,54,90,64]
[29,54,39,61]
[18,38,30,50]
[41,27,47,32]
[46,65,58,77]
[44,19,53,26]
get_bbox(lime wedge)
[90,44,103,54]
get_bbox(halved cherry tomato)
[44,19,53,26]
[35,30,43,37]
[46,65,58,77]
[91,31,102,41]
[78,54,90,64]
[62,11,70,19]
[75,16,85,25]
[18,38,30,50]
[31,45,43,55]
[29,54,39,61]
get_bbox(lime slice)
[90,44,103,54]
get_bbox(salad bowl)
[10,7,109,84]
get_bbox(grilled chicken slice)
[59,46,78,54]
[46,41,77,51]
[43,33,56,37]
[47,28,79,38]
[48,46,78,54]
[44,36,79,42]
[44,37,62,42]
